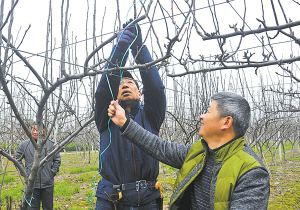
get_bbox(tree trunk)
[20,147,42,210]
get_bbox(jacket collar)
[122,100,140,117]
[201,137,245,162]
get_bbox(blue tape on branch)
[24,194,33,207]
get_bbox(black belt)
[112,180,156,192]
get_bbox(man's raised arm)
[94,28,133,132]
[127,24,166,129]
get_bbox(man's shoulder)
[220,144,268,183]
[228,144,268,177]
[19,139,31,146]
[241,144,266,167]
[17,140,31,152]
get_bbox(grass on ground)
[1,148,300,209]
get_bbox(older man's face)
[31,125,46,141]
[117,77,141,102]
[198,100,224,139]
[31,125,39,140]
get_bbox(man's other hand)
[118,20,142,51]
[126,23,142,51]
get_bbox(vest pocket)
[215,178,234,202]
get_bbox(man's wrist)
[131,45,153,64]
[131,45,145,56]
[120,118,130,132]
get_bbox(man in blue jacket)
[94,23,166,209]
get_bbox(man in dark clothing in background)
[108,92,270,210]
[15,123,61,210]
[94,22,166,209]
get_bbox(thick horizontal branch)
[275,109,300,112]
[203,20,300,40]
[167,56,300,77]
[52,54,169,94]
[35,54,169,133]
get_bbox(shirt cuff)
[120,118,130,132]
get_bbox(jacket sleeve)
[15,142,25,167]
[122,119,188,169]
[230,167,270,210]
[95,45,129,132]
[51,151,61,176]
[132,46,166,130]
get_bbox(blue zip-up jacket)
[95,44,166,206]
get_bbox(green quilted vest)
[169,138,262,210]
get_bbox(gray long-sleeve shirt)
[121,119,270,210]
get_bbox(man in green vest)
[107,92,270,210]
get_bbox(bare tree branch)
[168,56,300,77]
[202,20,300,40]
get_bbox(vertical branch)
[140,0,164,57]
[191,0,206,38]
[0,0,4,59]
[207,0,220,34]
[270,0,279,26]
[116,0,121,29]
[91,0,97,112]
[85,0,90,57]
[46,84,63,142]
[60,0,70,77]
[133,0,137,18]
[43,0,52,147]
[100,7,106,58]
[43,0,52,85]
[2,0,15,72]
[0,0,19,32]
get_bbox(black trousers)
[29,186,54,210]
[95,197,161,210]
